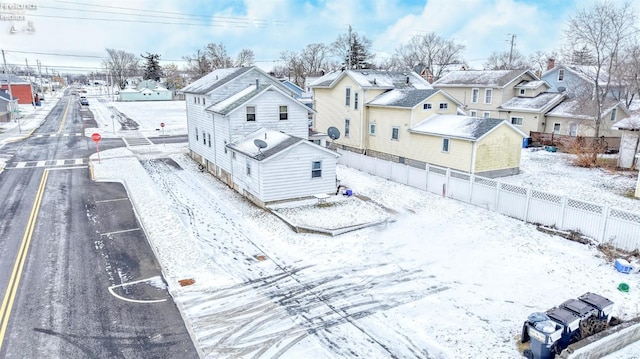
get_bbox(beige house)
[310,69,433,153]
[544,98,629,138]
[408,114,527,177]
[364,89,461,166]
[498,89,566,136]
[433,69,539,119]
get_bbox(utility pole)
[507,34,516,68]
[1,49,16,123]
[25,58,35,106]
[37,59,43,96]
[348,25,352,70]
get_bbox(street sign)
[160,122,165,128]
[91,133,101,142]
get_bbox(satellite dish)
[327,127,341,140]
[254,139,267,149]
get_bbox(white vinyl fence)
[338,149,640,251]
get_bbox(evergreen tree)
[141,52,163,81]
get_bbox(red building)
[0,74,34,104]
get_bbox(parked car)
[80,98,89,105]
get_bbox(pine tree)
[141,52,163,81]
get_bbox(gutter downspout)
[470,139,477,174]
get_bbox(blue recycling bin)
[522,137,530,148]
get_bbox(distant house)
[181,66,337,207]
[498,85,566,136]
[409,114,527,177]
[0,90,19,122]
[433,69,539,119]
[541,61,625,100]
[544,98,629,138]
[0,74,34,104]
[227,128,339,205]
[118,79,172,101]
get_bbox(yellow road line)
[56,98,72,135]
[0,169,49,351]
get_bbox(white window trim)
[311,161,322,178]
[471,88,479,103]
[553,123,561,134]
[511,116,523,126]
[439,102,448,110]
[519,89,525,95]
[423,103,432,110]
[483,111,491,118]
[470,110,477,117]
[391,126,399,140]
[369,123,376,135]
[442,138,450,153]
[345,87,351,106]
[484,88,493,104]
[557,69,565,82]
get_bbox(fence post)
[469,174,474,204]
[424,164,429,192]
[524,188,531,222]
[495,180,501,212]
[560,196,567,230]
[599,206,609,244]
[445,168,450,198]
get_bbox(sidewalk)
[0,89,66,145]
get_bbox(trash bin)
[545,307,582,348]
[522,137,530,148]
[560,299,600,339]
[525,319,564,359]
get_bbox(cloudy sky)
[0,0,632,75]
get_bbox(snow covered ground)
[4,88,640,358]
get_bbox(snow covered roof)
[227,128,300,161]
[433,69,536,88]
[206,84,270,115]
[546,98,627,120]
[182,67,253,94]
[612,116,640,130]
[541,65,614,87]
[0,74,29,84]
[140,88,155,94]
[309,69,432,90]
[514,80,548,90]
[0,90,17,101]
[499,92,566,113]
[120,88,138,93]
[367,89,442,108]
[410,114,525,140]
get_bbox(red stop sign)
[91,133,101,142]
[160,122,165,128]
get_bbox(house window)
[423,103,432,110]
[553,123,561,134]
[197,97,200,105]
[610,108,617,122]
[193,97,197,104]
[483,111,491,118]
[399,156,405,164]
[203,131,206,145]
[519,89,525,95]
[511,117,523,126]
[311,161,322,178]
[391,126,399,140]
[354,92,358,110]
[345,118,350,138]
[203,98,206,106]
[232,151,236,159]
[345,88,351,106]
[439,103,448,110]
[246,106,256,121]
[472,88,479,103]
[442,138,450,152]
[369,123,376,135]
[484,89,493,104]
[208,133,211,147]
[558,69,565,82]
[470,110,477,117]
[246,161,251,176]
[279,105,288,120]
[195,127,199,141]
[569,123,578,137]
[224,140,228,154]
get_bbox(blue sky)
[1,0,629,75]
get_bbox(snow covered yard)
[82,94,640,358]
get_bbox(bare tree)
[206,42,233,69]
[103,48,139,89]
[235,49,255,67]
[183,49,210,81]
[163,63,185,90]
[300,43,330,76]
[331,25,374,69]
[279,50,305,87]
[390,32,466,81]
[528,50,559,74]
[564,0,637,142]
[609,44,640,107]
[483,49,530,70]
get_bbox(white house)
[182,66,337,206]
[227,128,339,206]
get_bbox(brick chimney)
[547,58,555,70]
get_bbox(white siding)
[186,93,216,161]
[233,143,338,202]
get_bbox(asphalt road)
[0,91,197,358]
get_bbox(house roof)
[0,74,29,84]
[0,90,17,101]
[514,80,548,90]
[410,114,526,141]
[546,98,629,120]
[227,128,338,162]
[499,92,566,113]
[181,67,253,94]
[206,83,315,116]
[541,65,614,87]
[433,69,536,88]
[612,116,640,131]
[367,88,462,108]
[309,69,432,90]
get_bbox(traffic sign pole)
[91,133,102,163]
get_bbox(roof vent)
[558,86,566,92]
